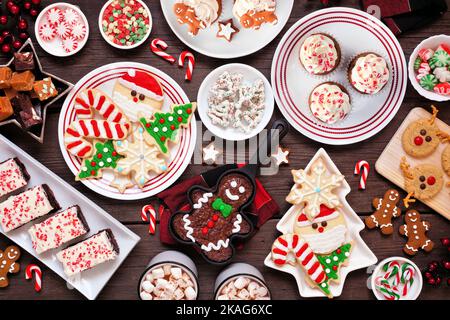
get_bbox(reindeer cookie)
[401,105,449,158]
[399,210,434,256]
[365,189,401,235]
[0,245,21,287]
[171,171,254,264]
[442,144,450,176]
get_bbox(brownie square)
[14,52,35,71]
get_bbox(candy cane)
[178,50,195,81]
[354,160,370,190]
[400,263,415,297]
[141,204,162,235]
[25,264,42,292]
[383,260,401,286]
[150,38,176,64]
[374,276,401,300]
[271,233,326,284]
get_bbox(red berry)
[6,1,14,9]
[441,238,450,247]
[0,16,8,25]
[424,271,433,279]
[24,2,32,10]
[0,36,4,45]
[31,0,41,4]
[2,31,10,37]
[427,176,436,185]
[18,32,29,40]
[447,278,450,286]
[18,19,28,30]
[443,261,450,270]
[414,136,423,145]
[427,278,436,285]
[30,8,38,17]
[9,5,20,15]
[12,40,22,50]
[436,277,442,285]
[1,44,11,53]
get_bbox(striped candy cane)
[400,263,415,297]
[383,260,401,286]
[150,38,176,64]
[374,276,401,300]
[354,160,370,190]
[25,264,42,292]
[178,50,195,81]
[141,204,163,235]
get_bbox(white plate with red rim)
[35,2,89,57]
[264,148,377,298]
[0,133,140,300]
[160,0,294,59]
[58,62,197,200]
[271,7,407,145]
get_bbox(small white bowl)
[98,0,152,50]
[35,2,89,57]
[197,63,275,141]
[370,257,423,300]
[408,35,450,102]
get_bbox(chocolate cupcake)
[309,82,352,125]
[348,52,390,94]
[299,33,341,75]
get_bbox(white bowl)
[197,63,275,141]
[408,34,450,102]
[35,2,89,57]
[370,256,423,300]
[98,0,152,50]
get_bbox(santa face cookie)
[113,70,164,122]
[442,144,450,176]
[170,171,254,264]
[399,210,434,256]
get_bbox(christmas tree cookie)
[76,140,123,181]
[139,103,196,154]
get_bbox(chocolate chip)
[420,183,426,190]
[425,136,432,142]
[321,221,327,227]
[139,94,145,101]
[131,90,137,96]
[312,223,318,229]
[419,176,426,182]
[420,129,426,136]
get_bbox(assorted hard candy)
[415,43,450,96]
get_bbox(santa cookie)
[0,245,21,288]
[399,210,434,256]
[170,171,254,264]
[113,70,164,122]
[365,189,401,235]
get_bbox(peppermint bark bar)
[28,205,90,254]
[56,229,119,277]
[0,184,60,232]
[0,158,30,197]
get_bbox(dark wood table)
[0,0,449,300]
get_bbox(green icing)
[140,103,194,154]
[429,50,450,69]
[78,141,122,179]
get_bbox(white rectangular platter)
[0,134,140,300]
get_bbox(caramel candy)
[3,88,18,100]
[0,67,12,89]
[33,77,58,101]
[0,97,13,121]
[10,71,35,91]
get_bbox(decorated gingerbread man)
[0,245,21,287]
[173,3,204,36]
[365,189,401,235]
[399,210,434,256]
[171,172,254,264]
[240,11,278,29]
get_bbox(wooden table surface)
[0,0,449,300]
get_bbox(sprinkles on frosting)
[300,34,339,75]
[309,83,351,124]
[350,53,389,94]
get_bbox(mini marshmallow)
[257,286,268,297]
[152,268,165,279]
[218,277,270,300]
[163,264,172,276]
[142,280,154,293]
[171,267,182,279]
[140,291,153,300]
[185,286,197,300]
[145,274,154,282]
[156,278,169,289]
[217,294,229,300]
[248,281,259,292]
[234,277,249,290]
[174,288,185,300]
[237,288,250,300]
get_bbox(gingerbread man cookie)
[399,210,434,256]
[365,189,401,235]
[240,11,278,29]
[173,3,205,36]
[170,171,254,264]
[0,245,21,287]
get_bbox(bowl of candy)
[99,0,152,50]
[408,35,450,102]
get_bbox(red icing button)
[207,221,214,228]
[160,137,166,142]
[332,265,338,271]
[97,153,103,159]
[133,97,138,103]
[336,249,341,254]
[112,151,117,157]
[187,108,192,114]
[91,161,96,166]
[145,123,151,128]
[318,227,324,233]
[414,136,423,145]
[201,227,208,235]
[90,170,96,175]
[170,125,175,130]
[212,214,219,221]
[159,119,165,124]
[427,176,436,185]
[177,117,183,122]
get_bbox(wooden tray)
[376,107,450,220]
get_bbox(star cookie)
[110,171,134,194]
[216,19,239,42]
[286,158,344,220]
[203,142,221,164]
[271,146,289,166]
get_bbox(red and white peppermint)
[354,160,370,190]
[141,204,159,235]
[46,7,63,25]
[38,23,56,41]
[25,264,42,292]
[178,50,195,81]
[434,82,450,95]
[71,23,86,40]
[418,48,434,62]
[55,21,72,39]
[62,36,79,53]
[74,89,127,122]
[63,8,80,25]
[150,38,176,64]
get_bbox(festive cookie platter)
[264,148,377,298]
[271,7,407,145]
[0,133,140,300]
[58,62,197,200]
[376,107,450,220]
[160,0,294,59]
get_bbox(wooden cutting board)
[376,107,450,220]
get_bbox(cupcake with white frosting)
[348,52,390,94]
[299,33,341,75]
[309,82,352,125]
[232,0,278,29]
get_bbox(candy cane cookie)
[65,89,130,158]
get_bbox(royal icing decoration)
[77,140,122,180]
[300,34,338,74]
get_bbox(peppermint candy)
[62,36,78,53]
[46,7,63,25]
[71,23,86,40]
[413,57,422,71]
[55,21,72,39]
[38,23,56,41]
[434,82,450,95]
[429,50,450,69]
[433,67,450,83]
[419,74,438,90]
[63,8,79,25]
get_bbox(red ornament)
[9,5,20,15]
[18,19,28,30]
[0,16,8,25]
[1,44,11,54]
[12,40,22,50]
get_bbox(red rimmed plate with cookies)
[58,62,197,200]
[271,7,407,145]
[160,0,294,59]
